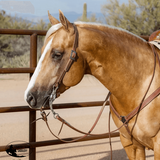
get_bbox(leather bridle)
[49,24,79,104]
[35,23,160,160]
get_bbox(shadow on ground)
[100,149,128,160]
[49,148,154,160]
[1,139,154,160]
[100,149,154,160]
[49,148,128,160]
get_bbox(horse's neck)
[83,27,155,109]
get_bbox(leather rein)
[34,23,160,159]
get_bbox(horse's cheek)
[62,64,84,87]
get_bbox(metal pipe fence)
[0,28,149,160]
[0,28,46,160]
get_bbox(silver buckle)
[49,85,58,102]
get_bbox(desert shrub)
[0,10,50,68]
[77,3,102,23]
[0,51,30,68]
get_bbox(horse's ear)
[59,10,72,32]
[48,11,60,25]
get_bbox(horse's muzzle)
[26,91,50,109]
[26,93,37,108]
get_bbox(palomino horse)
[25,10,160,160]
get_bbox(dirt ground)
[0,74,154,160]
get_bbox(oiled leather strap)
[53,24,79,98]
[126,87,160,122]
[55,92,111,136]
[109,86,160,127]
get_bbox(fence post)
[29,33,37,160]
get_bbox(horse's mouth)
[25,83,60,109]
[26,90,56,109]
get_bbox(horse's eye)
[52,51,63,60]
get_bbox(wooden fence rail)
[0,28,149,160]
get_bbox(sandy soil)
[0,74,154,160]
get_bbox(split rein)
[36,92,112,142]
[32,24,160,160]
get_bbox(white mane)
[44,21,146,44]
[44,23,62,44]
[75,21,146,42]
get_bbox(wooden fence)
[0,28,149,160]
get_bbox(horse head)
[24,10,85,109]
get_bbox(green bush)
[102,0,160,35]
[0,10,51,68]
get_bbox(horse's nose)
[26,93,37,107]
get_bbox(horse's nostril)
[27,93,37,107]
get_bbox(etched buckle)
[70,50,77,61]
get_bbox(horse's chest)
[112,103,160,149]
